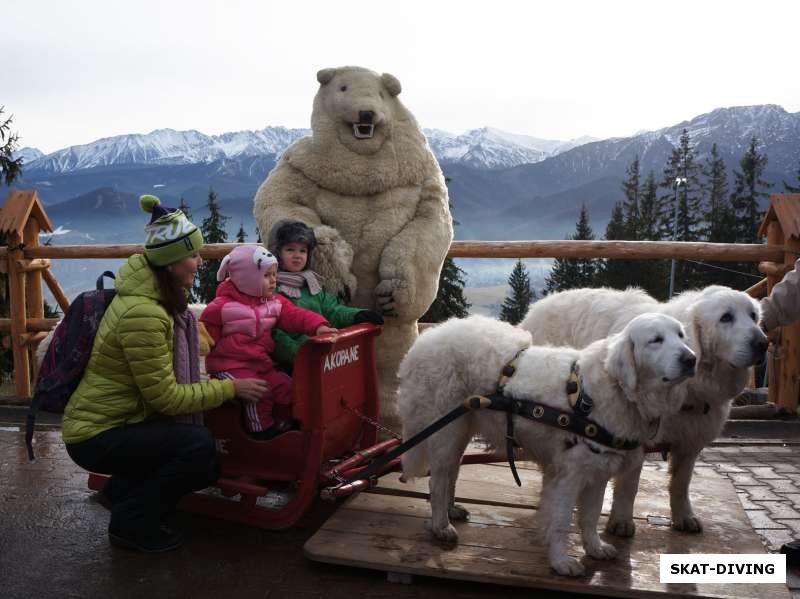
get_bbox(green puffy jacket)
[272,286,362,371]
[62,254,235,444]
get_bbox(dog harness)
[483,351,642,486]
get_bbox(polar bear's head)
[313,66,404,156]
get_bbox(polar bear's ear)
[381,73,402,96]
[317,68,337,85]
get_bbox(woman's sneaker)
[109,525,183,553]
[251,420,294,441]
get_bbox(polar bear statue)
[253,66,453,419]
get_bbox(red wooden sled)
[90,323,384,529]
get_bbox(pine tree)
[499,259,535,325]
[598,202,630,289]
[783,159,800,193]
[622,156,641,239]
[637,172,669,299]
[545,204,598,293]
[698,144,738,287]
[0,107,22,186]
[420,258,471,322]
[659,128,704,292]
[178,197,192,222]
[195,188,229,303]
[702,144,733,243]
[731,136,771,245]
[726,136,772,289]
[236,221,247,243]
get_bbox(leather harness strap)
[493,355,642,487]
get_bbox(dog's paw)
[605,517,636,537]
[585,540,618,561]
[448,504,470,521]
[430,523,459,544]
[550,556,586,577]
[672,514,703,533]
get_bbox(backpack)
[25,271,116,460]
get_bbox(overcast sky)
[5,0,799,154]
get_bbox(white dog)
[398,314,695,576]
[520,286,768,535]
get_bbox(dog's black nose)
[751,336,769,360]
[681,354,697,372]
[358,110,374,123]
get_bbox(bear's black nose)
[358,111,374,124]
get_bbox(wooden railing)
[0,239,785,261]
[0,239,786,396]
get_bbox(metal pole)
[668,176,686,298]
[668,185,679,298]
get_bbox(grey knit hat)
[268,219,317,268]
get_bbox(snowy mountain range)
[16,125,596,175]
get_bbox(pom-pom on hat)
[140,195,204,266]
[217,244,278,297]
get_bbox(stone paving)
[2,426,800,598]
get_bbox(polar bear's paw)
[375,279,410,317]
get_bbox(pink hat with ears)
[217,244,278,297]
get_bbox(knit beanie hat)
[268,219,317,269]
[140,195,204,266]
[217,244,278,297]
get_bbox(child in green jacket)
[269,220,383,371]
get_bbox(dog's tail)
[400,431,429,482]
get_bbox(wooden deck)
[305,462,790,598]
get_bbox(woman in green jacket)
[64,196,266,553]
[268,220,383,371]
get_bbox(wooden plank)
[374,463,752,530]
[307,466,788,598]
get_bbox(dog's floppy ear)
[605,332,637,394]
[317,68,337,85]
[691,306,708,365]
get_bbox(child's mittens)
[352,310,384,325]
[197,322,215,355]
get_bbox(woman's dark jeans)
[66,420,219,534]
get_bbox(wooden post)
[23,218,44,388]
[42,269,70,314]
[777,237,800,410]
[765,221,785,407]
[7,231,30,396]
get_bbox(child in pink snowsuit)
[201,245,336,440]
